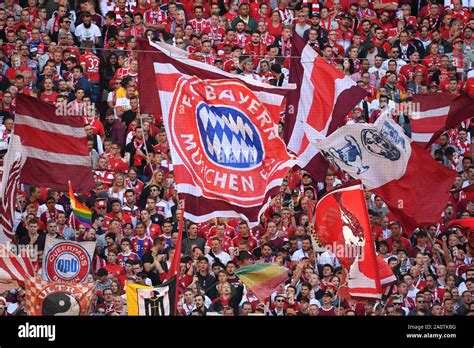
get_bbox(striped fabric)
[284,32,367,182]
[410,93,457,146]
[0,135,25,244]
[0,244,35,285]
[68,181,92,228]
[14,95,95,193]
[411,93,474,147]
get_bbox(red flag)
[284,32,367,181]
[155,75,295,225]
[0,244,35,286]
[410,93,474,147]
[371,144,457,236]
[315,182,383,298]
[14,94,95,192]
[377,256,397,287]
[447,217,474,230]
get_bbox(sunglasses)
[276,299,284,302]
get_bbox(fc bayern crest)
[43,240,92,283]
[167,77,294,205]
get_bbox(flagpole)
[137,107,154,174]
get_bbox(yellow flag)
[126,282,153,316]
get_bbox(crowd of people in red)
[0,0,473,317]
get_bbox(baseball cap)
[96,200,107,208]
[97,192,109,200]
[309,299,321,308]
[322,291,332,297]
[222,40,233,47]
[271,211,281,218]
[291,189,300,197]
[453,38,463,45]
[312,12,321,18]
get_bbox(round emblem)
[168,78,292,204]
[44,242,91,283]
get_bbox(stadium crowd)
[0,0,474,316]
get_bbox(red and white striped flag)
[0,134,25,245]
[284,32,367,181]
[0,244,35,285]
[410,93,474,147]
[137,39,293,118]
[14,94,95,192]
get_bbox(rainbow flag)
[235,263,288,302]
[68,181,92,228]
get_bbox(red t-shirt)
[84,117,105,137]
[40,92,58,104]
[79,52,101,83]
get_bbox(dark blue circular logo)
[196,103,264,169]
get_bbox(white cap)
[309,299,321,308]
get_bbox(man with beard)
[74,12,101,48]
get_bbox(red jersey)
[126,24,146,38]
[260,33,275,46]
[144,9,168,26]
[206,236,233,253]
[265,20,283,38]
[371,19,392,37]
[104,263,124,282]
[232,234,258,251]
[145,222,162,239]
[399,64,428,83]
[386,236,411,252]
[202,25,226,45]
[422,54,441,74]
[79,52,101,83]
[244,42,267,66]
[95,170,115,188]
[223,58,239,72]
[208,225,236,239]
[372,37,392,53]
[188,18,210,35]
[40,92,58,104]
[451,10,471,26]
[234,32,249,48]
[380,73,407,90]
[108,157,128,173]
[402,16,418,27]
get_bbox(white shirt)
[74,23,102,45]
[37,203,65,217]
[381,58,407,73]
[318,250,341,268]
